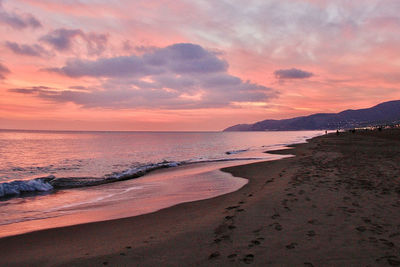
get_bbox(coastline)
[0,160,255,238]
[1,130,400,266]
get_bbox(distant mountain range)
[223,100,400,131]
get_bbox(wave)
[0,157,263,199]
[225,149,249,155]
[0,179,53,198]
[0,161,181,199]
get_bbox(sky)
[1,0,400,131]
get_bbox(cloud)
[274,68,314,79]
[40,29,82,51]
[13,43,277,109]
[0,62,10,79]
[40,28,108,55]
[0,1,41,29]
[8,86,52,94]
[47,43,228,78]
[5,41,48,57]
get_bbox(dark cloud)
[274,68,314,79]
[0,1,41,29]
[8,86,52,94]
[68,85,90,90]
[40,28,108,55]
[48,43,228,78]
[48,56,150,78]
[40,29,82,51]
[5,41,47,57]
[13,43,277,109]
[0,62,10,79]
[9,83,274,110]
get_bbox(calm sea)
[0,130,323,237]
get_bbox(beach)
[1,130,400,266]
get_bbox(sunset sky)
[1,0,400,131]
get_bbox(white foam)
[0,179,53,198]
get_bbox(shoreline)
[1,130,400,266]
[0,160,256,238]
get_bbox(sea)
[0,130,323,237]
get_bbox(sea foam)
[0,179,53,198]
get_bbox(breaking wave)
[1,157,259,199]
[0,179,53,198]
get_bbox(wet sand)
[0,160,252,238]
[1,130,400,266]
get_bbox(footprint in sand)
[389,232,400,238]
[379,238,395,248]
[265,178,274,184]
[269,222,282,231]
[356,226,366,232]
[388,258,400,266]
[286,242,298,249]
[376,256,400,266]
[307,219,320,225]
[227,253,237,260]
[248,239,261,247]
[307,230,316,237]
[208,251,220,259]
[271,211,280,219]
[253,227,263,234]
[226,205,240,210]
[242,254,254,264]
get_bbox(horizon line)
[0,128,225,133]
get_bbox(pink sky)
[1,0,399,131]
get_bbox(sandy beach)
[1,130,400,266]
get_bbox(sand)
[1,129,400,266]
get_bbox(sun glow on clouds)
[1,0,400,130]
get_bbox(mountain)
[223,100,400,131]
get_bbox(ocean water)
[0,130,323,237]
